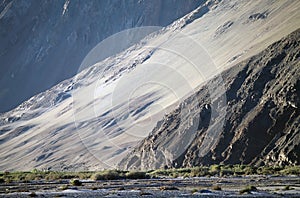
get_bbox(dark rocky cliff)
[0,0,203,112]
[119,28,300,170]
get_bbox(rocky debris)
[214,21,234,38]
[248,12,268,21]
[167,0,221,30]
[1,176,299,197]
[119,28,300,170]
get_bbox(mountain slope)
[0,0,299,171]
[0,0,202,113]
[119,29,300,170]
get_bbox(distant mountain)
[0,0,203,113]
[0,0,299,171]
[119,29,300,170]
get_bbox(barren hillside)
[0,0,299,171]
[119,29,300,170]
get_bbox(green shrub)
[91,170,122,181]
[160,186,179,191]
[233,165,245,175]
[117,186,125,191]
[212,185,222,190]
[177,168,191,174]
[283,185,293,190]
[243,166,255,175]
[78,172,93,179]
[191,167,209,177]
[45,172,62,180]
[125,171,148,179]
[220,169,234,176]
[148,169,171,177]
[25,173,38,181]
[257,166,275,175]
[208,164,222,176]
[210,165,221,172]
[239,185,257,194]
[280,166,300,175]
[171,172,179,178]
[59,184,69,190]
[91,173,102,181]
[5,178,11,183]
[70,179,82,186]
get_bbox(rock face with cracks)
[119,29,300,170]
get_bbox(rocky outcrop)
[119,29,300,170]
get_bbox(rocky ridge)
[119,29,300,170]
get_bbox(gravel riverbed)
[1,175,299,197]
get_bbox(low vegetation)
[0,170,94,183]
[239,185,257,194]
[91,170,123,180]
[125,171,149,179]
[283,185,293,191]
[160,186,179,191]
[90,170,149,181]
[212,185,222,191]
[0,165,299,183]
[59,184,69,190]
[148,165,300,178]
[70,179,82,186]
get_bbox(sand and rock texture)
[1,176,300,197]
[0,0,300,171]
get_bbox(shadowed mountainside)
[0,0,203,113]
[119,29,300,170]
